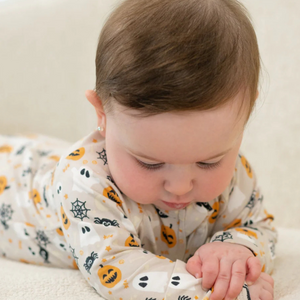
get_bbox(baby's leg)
[0,135,75,268]
[0,177,74,268]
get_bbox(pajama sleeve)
[210,154,277,274]
[53,145,251,300]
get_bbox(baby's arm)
[187,155,277,300]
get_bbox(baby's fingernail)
[246,281,253,286]
[195,273,200,279]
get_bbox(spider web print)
[70,199,91,221]
[35,230,51,248]
[0,203,14,230]
[96,149,107,165]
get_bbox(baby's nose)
[163,174,193,196]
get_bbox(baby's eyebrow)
[127,147,232,162]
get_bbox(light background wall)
[0,0,299,228]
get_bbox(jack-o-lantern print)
[60,205,71,230]
[161,224,177,248]
[0,176,9,195]
[103,186,122,206]
[208,201,219,224]
[66,147,85,161]
[125,233,139,247]
[29,189,41,205]
[240,155,253,178]
[98,264,122,288]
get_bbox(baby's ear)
[255,90,259,99]
[85,90,106,136]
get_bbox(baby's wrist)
[218,240,256,257]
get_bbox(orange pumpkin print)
[161,224,177,248]
[223,218,242,231]
[29,189,41,205]
[264,209,274,221]
[98,265,122,288]
[0,145,13,153]
[208,201,219,224]
[0,176,8,195]
[49,155,60,162]
[66,147,85,161]
[60,206,71,230]
[156,255,167,259]
[56,227,64,236]
[103,186,122,206]
[125,234,139,247]
[72,259,79,269]
[235,228,258,239]
[240,156,253,178]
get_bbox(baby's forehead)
[109,98,245,163]
[110,89,249,125]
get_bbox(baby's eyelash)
[136,158,221,171]
[196,161,221,170]
[135,159,164,171]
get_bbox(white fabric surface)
[0,227,298,300]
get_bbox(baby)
[0,0,276,299]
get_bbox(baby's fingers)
[246,256,261,285]
[186,255,202,278]
[260,289,274,300]
[202,256,219,290]
[210,258,232,300]
[261,272,274,284]
[260,272,274,293]
[248,273,274,300]
[225,260,246,300]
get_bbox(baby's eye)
[196,161,221,170]
[135,159,164,171]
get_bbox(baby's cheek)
[202,169,232,200]
[112,164,156,204]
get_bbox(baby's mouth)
[162,201,190,209]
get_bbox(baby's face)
[103,94,247,210]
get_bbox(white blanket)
[0,227,298,300]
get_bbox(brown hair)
[95,0,260,118]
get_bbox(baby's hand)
[248,272,274,300]
[186,242,261,300]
